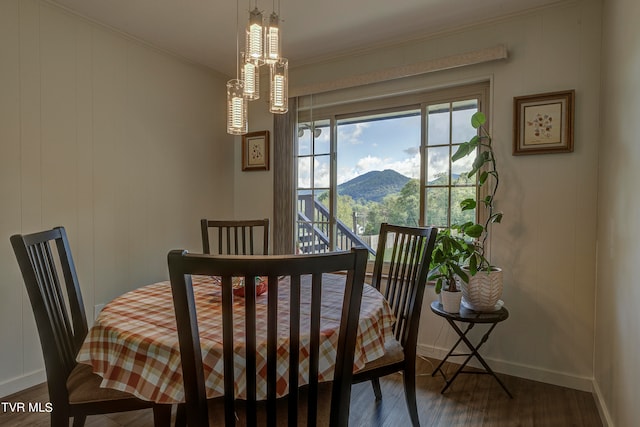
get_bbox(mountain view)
[337,169,411,202]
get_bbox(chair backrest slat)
[372,223,437,348]
[30,242,75,372]
[245,274,258,426]
[169,247,368,427]
[306,273,323,426]
[266,273,278,426]
[41,242,79,369]
[201,218,269,255]
[287,274,301,426]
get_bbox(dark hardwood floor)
[0,357,602,426]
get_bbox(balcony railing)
[296,194,375,255]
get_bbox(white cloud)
[404,146,420,156]
[297,157,311,188]
[427,149,449,181]
[356,155,385,172]
[338,122,369,145]
[314,158,330,187]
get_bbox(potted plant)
[451,111,504,311]
[428,228,474,313]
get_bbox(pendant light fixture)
[241,52,260,100]
[226,0,288,135]
[226,79,247,135]
[245,6,264,64]
[270,58,288,113]
[265,11,280,64]
[265,0,286,112]
[227,0,248,135]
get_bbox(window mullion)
[420,103,427,227]
[447,103,453,228]
[329,115,337,251]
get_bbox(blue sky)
[297,107,477,188]
[337,115,421,184]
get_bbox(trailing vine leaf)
[452,143,472,162]
[471,111,486,128]
[463,224,484,238]
[460,199,476,211]
[479,171,489,185]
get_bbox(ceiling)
[49,0,562,77]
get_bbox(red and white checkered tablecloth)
[77,274,395,404]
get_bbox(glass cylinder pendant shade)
[241,52,260,100]
[269,58,288,114]
[227,79,247,135]
[265,12,280,64]
[246,7,264,64]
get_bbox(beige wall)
[595,0,640,425]
[0,0,233,396]
[233,86,275,224]
[237,0,603,392]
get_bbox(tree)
[397,179,420,226]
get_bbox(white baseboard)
[417,343,593,392]
[0,369,46,399]
[592,379,614,427]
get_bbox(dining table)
[76,273,395,404]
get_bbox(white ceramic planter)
[441,290,462,313]
[460,267,503,311]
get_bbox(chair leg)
[402,368,420,427]
[370,378,383,401]
[71,415,87,427]
[174,403,187,427]
[153,404,173,427]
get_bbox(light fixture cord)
[236,0,240,78]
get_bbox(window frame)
[295,82,490,253]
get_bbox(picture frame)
[513,90,575,155]
[242,130,270,171]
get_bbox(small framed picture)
[242,130,270,171]
[513,90,575,155]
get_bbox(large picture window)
[295,83,489,255]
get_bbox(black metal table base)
[430,301,513,398]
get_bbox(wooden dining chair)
[351,223,437,427]
[10,227,171,427]
[168,247,369,427]
[200,218,269,255]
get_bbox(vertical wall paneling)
[74,19,95,325]
[91,27,128,303]
[0,0,24,384]
[40,4,78,231]
[18,0,44,378]
[0,0,233,397]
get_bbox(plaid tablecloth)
[77,274,395,404]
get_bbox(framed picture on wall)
[513,90,575,155]
[242,130,270,171]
